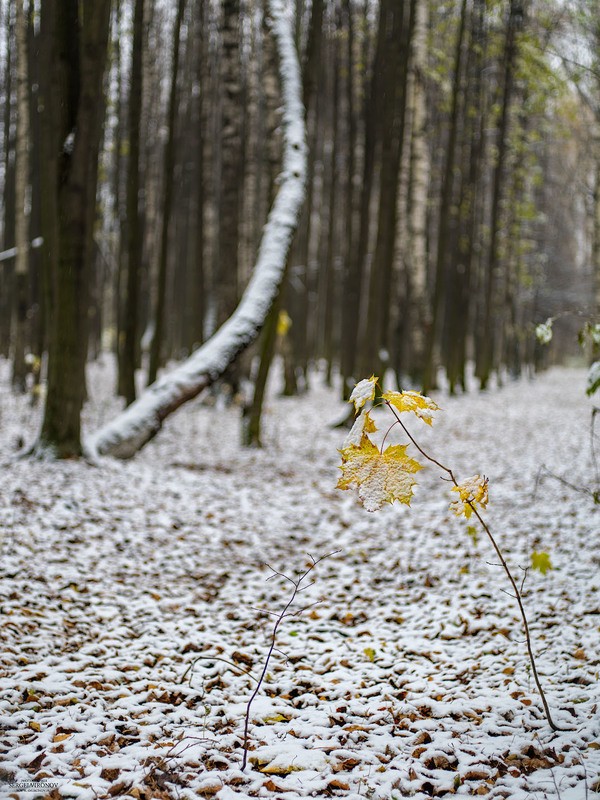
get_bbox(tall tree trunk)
[340,1,384,398]
[404,0,430,386]
[476,0,523,390]
[35,0,112,458]
[319,12,341,380]
[11,0,30,392]
[444,0,487,394]
[241,2,283,448]
[215,0,243,328]
[119,0,145,404]
[283,0,324,394]
[361,0,415,381]
[1,8,15,358]
[147,0,186,385]
[422,0,468,394]
[186,0,206,351]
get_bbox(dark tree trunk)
[422,0,468,395]
[361,0,415,381]
[148,0,186,385]
[242,3,283,447]
[36,0,112,457]
[119,0,145,405]
[476,0,523,390]
[340,1,384,398]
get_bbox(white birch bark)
[87,0,307,459]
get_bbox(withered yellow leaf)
[450,475,489,518]
[337,435,422,511]
[382,390,440,425]
[348,376,378,413]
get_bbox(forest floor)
[0,357,599,800]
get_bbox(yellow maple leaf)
[450,475,489,519]
[343,409,377,448]
[337,435,422,512]
[382,390,440,425]
[348,376,378,413]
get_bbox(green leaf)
[467,525,479,546]
[531,551,553,575]
[363,647,376,662]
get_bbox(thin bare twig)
[241,550,339,770]
[180,655,258,685]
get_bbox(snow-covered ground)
[1,356,599,800]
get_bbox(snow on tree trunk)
[87,0,306,459]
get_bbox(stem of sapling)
[384,400,561,732]
[241,551,338,771]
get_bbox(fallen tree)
[86,0,306,460]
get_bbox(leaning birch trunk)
[87,0,307,459]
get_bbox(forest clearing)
[1,358,599,799]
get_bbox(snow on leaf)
[535,319,553,345]
[342,409,377,448]
[337,435,422,512]
[348,376,378,413]
[382,390,440,426]
[587,361,600,397]
[531,551,553,575]
[450,475,489,519]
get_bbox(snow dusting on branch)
[87,0,306,459]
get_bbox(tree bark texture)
[36,0,112,457]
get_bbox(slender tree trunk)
[1,9,15,358]
[422,0,468,394]
[320,14,341,380]
[187,0,206,351]
[147,0,186,385]
[340,1,384,398]
[476,0,523,390]
[444,0,487,394]
[11,0,30,392]
[215,0,243,328]
[283,0,324,394]
[361,0,415,381]
[120,0,145,404]
[242,2,283,447]
[404,0,430,386]
[593,146,600,359]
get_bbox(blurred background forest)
[1,0,599,450]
